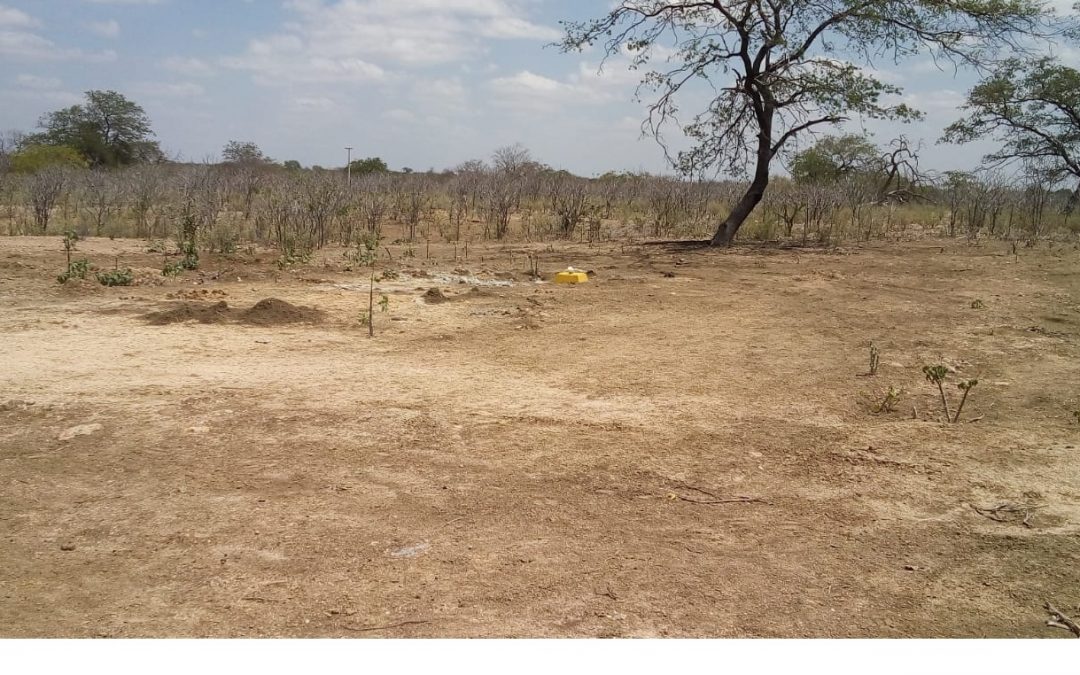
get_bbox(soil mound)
[239,298,325,325]
[422,287,449,304]
[144,301,232,325]
[422,287,490,304]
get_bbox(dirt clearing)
[1,236,1078,637]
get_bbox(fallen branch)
[972,502,1044,524]
[1044,602,1080,638]
[342,619,431,633]
[672,484,769,505]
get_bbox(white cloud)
[292,96,336,112]
[0,28,117,62]
[88,19,120,38]
[382,108,418,123]
[135,81,205,97]
[410,77,468,113]
[224,0,558,85]
[0,4,39,28]
[162,56,215,77]
[1,87,82,105]
[83,0,164,5]
[16,73,62,89]
[487,57,642,112]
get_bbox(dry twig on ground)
[1044,602,1080,638]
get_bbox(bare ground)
[1,235,1078,638]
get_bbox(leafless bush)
[27,167,69,234]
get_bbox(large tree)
[790,134,879,184]
[943,57,1080,197]
[222,140,272,165]
[30,90,162,168]
[560,0,1052,245]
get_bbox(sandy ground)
[1,235,1078,638]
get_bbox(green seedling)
[57,258,90,284]
[868,342,880,376]
[378,295,389,313]
[970,299,985,309]
[953,379,978,423]
[923,364,952,421]
[874,386,903,414]
[96,268,134,287]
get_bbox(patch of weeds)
[970,299,986,309]
[165,240,200,275]
[276,250,311,269]
[161,261,184,277]
[146,239,168,253]
[358,310,370,327]
[378,294,390,313]
[57,258,90,284]
[96,268,134,287]
[873,386,903,414]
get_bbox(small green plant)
[874,386,903,413]
[970,299,985,309]
[96,268,134,287]
[868,342,880,376]
[146,239,168,253]
[178,239,200,270]
[276,250,311,269]
[923,364,980,423]
[923,364,952,421]
[378,294,390,313]
[402,244,416,259]
[953,379,979,423]
[57,230,83,283]
[57,258,90,284]
[162,261,184,276]
[358,310,370,327]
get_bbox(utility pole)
[345,146,353,187]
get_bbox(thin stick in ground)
[368,268,375,338]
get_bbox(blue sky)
[1,1,1076,175]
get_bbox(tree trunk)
[710,112,774,246]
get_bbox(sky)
[1,0,1077,176]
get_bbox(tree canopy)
[791,135,880,184]
[560,0,1053,245]
[348,157,389,176]
[29,90,162,168]
[9,145,88,173]
[223,140,272,165]
[943,57,1080,191]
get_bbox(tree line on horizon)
[3,0,1080,248]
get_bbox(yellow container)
[554,270,589,284]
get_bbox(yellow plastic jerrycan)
[553,267,589,284]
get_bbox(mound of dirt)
[144,301,232,325]
[239,298,325,325]
[422,287,491,304]
[422,287,449,304]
